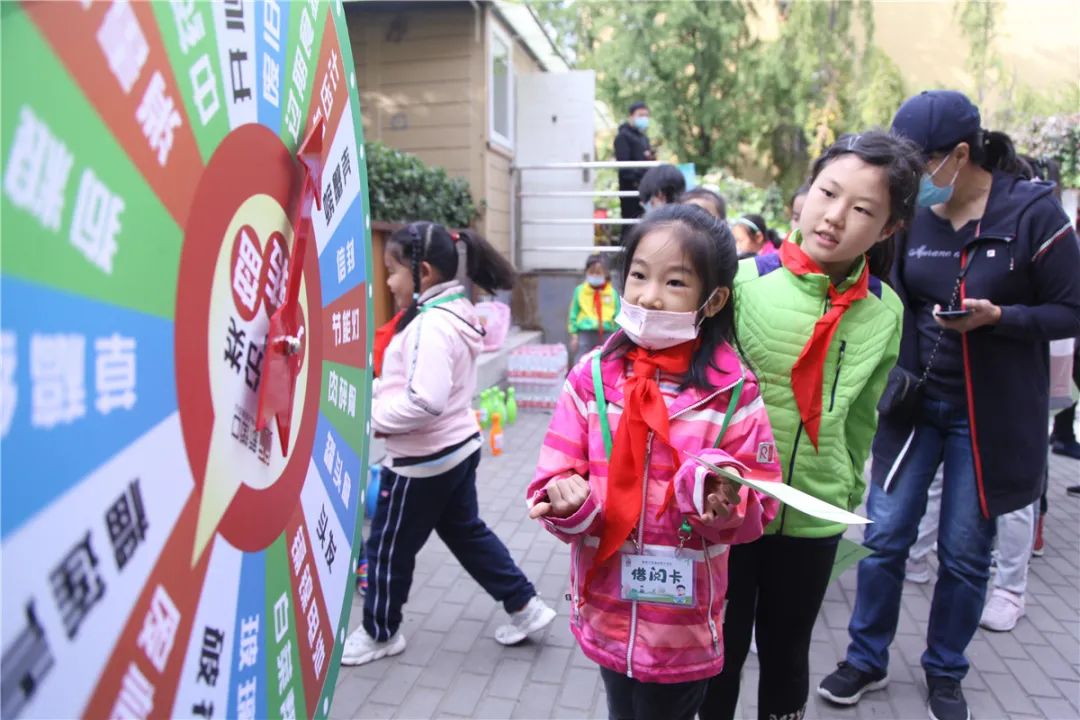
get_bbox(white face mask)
[614,293,716,350]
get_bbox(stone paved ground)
[332,411,1080,720]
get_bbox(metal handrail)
[512,159,652,268]
[521,218,637,225]
[527,246,623,253]
[517,190,638,198]
[513,160,661,171]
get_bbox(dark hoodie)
[873,171,1080,518]
[614,122,652,190]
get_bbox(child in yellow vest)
[568,254,620,363]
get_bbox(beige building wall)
[348,4,484,221]
[347,3,549,258]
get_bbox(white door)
[514,71,596,271]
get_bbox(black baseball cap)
[891,90,981,155]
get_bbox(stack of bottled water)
[507,344,568,411]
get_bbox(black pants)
[700,534,841,720]
[362,450,535,641]
[1053,403,1076,443]
[600,667,709,720]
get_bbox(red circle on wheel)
[175,124,322,552]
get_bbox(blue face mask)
[633,116,650,131]
[917,155,959,207]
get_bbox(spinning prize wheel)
[0,1,372,718]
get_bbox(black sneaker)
[1068,485,1080,498]
[927,676,970,720]
[817,662,889,705]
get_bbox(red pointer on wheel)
[255,118,325,456]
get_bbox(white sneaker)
[979,588,1025,632]
[494,596,556,645]
[905,557,932,584]
[340,627,406,666]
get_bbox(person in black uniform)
[614,101,655,238]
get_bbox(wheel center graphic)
[175,124,322,560]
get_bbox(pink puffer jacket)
[528,337,781,683]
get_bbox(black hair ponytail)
[456,229,516,293]
[387,222,516,332]
[976,130,1022,175]
[950,129,1022,175]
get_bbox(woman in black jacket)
[818,90,1080,720]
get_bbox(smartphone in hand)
[934,307,973,319]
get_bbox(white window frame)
[488,21,514,151]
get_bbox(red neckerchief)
[589,340,696,590]
[593,283,607,341]
[780,240,868,450]
[372,309,405,378]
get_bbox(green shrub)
[364,141,479,228]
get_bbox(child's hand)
[529,474,590,519]
[700,474,741,523]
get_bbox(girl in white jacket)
[342,222,555,666]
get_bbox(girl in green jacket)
[567,253,620,363]
[701,131,923,720]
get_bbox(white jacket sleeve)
[371,313,456,434]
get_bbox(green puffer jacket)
[735,248,902,538]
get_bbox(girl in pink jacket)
[528,205,782,719]
[342,222,555,667]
